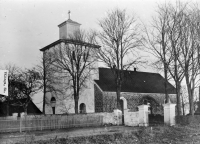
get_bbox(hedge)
[176,115,200,125]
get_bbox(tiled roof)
[94,68,176,94]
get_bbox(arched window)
[79,103,86,114]
[50,97,56,114]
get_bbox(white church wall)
[59,24,67,39]
[44,44,98,114]
[66,23,80,39]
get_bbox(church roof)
[58,19,81,27]
[40,39,100,52]
[94,67,176,94]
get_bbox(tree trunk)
[116,87,121,110]
[43,54,46,114]
[116,75,122,110]
[185,69,194,116]
[187,83,194,115]
[164,63,169,103]
[74,87,79,114]
[189,91,194,116]
[42,92,46,114]
[198,86,200,112]
[176,82,182,116]
[74,97,79,114]
[24,105,27,115]
[42,93,46,114]
[181,95,185,116]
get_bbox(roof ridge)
[66,19,81,25]
[98,67,159,75]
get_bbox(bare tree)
[0,63,21,116]
[96,8,142,109]
[178,7,200,115]
[165,2,187,116]
[196,13,200,114]
[51,30,100,114]
[181,85,199,115]
[16,68,41,114]
[0,65,41,115]
[143,3,172,103]
[144,2,200,116]
[37,52,64,114]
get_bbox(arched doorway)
[79,103,86,114]
[140,96,164,125]
[140,96,159,114]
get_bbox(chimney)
[134,68,137,72]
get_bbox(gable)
[94,68,176,94]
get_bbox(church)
[40,14,176,115]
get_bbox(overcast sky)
[0,0,198,109]
[1,0,194,70]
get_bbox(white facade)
[44,43,98,114]
[44,18,98,114]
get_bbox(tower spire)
[68,10,71,19]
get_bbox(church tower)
[40,11,100,114]
[58,11,81,39]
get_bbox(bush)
[176,115,200,125]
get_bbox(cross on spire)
[68,10,71,19]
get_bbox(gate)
[149,114,164,125]
[140,96,164,125]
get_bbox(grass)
[12,124,200,144]
[16,133,139,144]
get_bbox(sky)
[0,0,198,110]
[0,0,196,70]
[0,0,184,69]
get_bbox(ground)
[1,124,200,144]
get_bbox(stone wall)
[102,92,176,115]
[94,84,103,112]
[103,93,117,112]
[124,110,139,126]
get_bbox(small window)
[79,103,86,114]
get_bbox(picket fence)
[0,114,103,133]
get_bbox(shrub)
[176,115,200,125]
